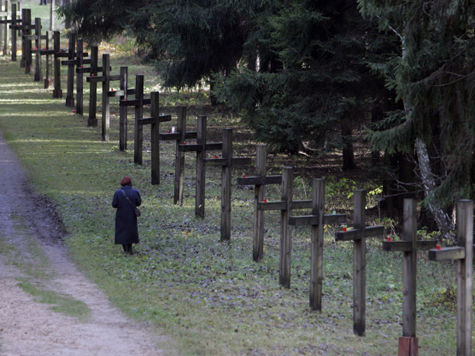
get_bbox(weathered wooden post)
[86,46,98,125]
[280,167,293,288]
[75,38,84,114]
[32,17,41,81]
[428,199,472,356]
[65,32,75,106]
[237,145,282,261]
[195,115,207,217]
[133,92,171,184]
[81,47,110,126]
[221,129,233,241]
[110,67,136,147]
[40,31,53,88]
[335,190,385,336]
[310,178,325,311]
[134,74,144,163]
[382,199,437,355]
[174,107,186,205]
[288,179,346,310]
[177,116,222,218]
[1,0,8,56]
[9,2,17,61]
[118,66,129,148]
[205,129,252,241]
[101,53,111,140]
[21,8,31,72]
[0,1,3,55]
[156,108,197,202]
[150,92,160,184]
[253,145,267,260]
[52,31,62,98]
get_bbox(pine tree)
[359,0,474,235]
[215,0,390,165]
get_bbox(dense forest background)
[61,0,474,236]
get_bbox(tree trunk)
[414,138,453,238]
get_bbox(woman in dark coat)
[112,176,141,254]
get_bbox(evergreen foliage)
[359,0,474,207]
[215,0,389,156]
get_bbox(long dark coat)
[112,185,142,245]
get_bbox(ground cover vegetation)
[61,0,474,237]
[0,22,466,355]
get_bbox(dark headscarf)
[120,176,132,186]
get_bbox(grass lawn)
[0,7,467,354]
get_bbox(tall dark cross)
[205,128,252,241]
[177,115,222,218]
[288,178,346,311]
[158,107,197,205]
[110,66,136,147]
[428,199,472,356]
[77,47,110,126]
[61,36,90,111]
[132,91,171,185]
[237,144,282,261]
[25,17,47,82]
[382,199,437,356]
[120,74,151,162]
[60,32,76,107]
[256,167,322,288]
[86,54,123,141]
[334,190,384,336]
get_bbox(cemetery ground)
[0,40,468,354]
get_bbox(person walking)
[112,176,141,254]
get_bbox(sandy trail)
[0,131,168,356]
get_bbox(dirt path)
[0,131,168,356]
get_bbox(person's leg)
[122,244,128,252]
[127,244,133,254]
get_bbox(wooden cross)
[236,144,282,261]
[6,3,19,61]
[77,46,110,126]
[428,199,472,356]
[61,36,90,110]
[205,128,252,241]
[110,66,136,149]
[25,17,47,82]
[59,32,76,107]
[288,178,346,311]
[178,115,222,218]
[38,30,53,89]
[158,107,197,205]
[51,31,64,98]
[133,91,171,185]
[334,190,385,336]
[74,38,87,114]
[119,74,150,161]
[86,54,123,141]
[0,0,16,56]
[382,199,437,355]
[256,167,318,288]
